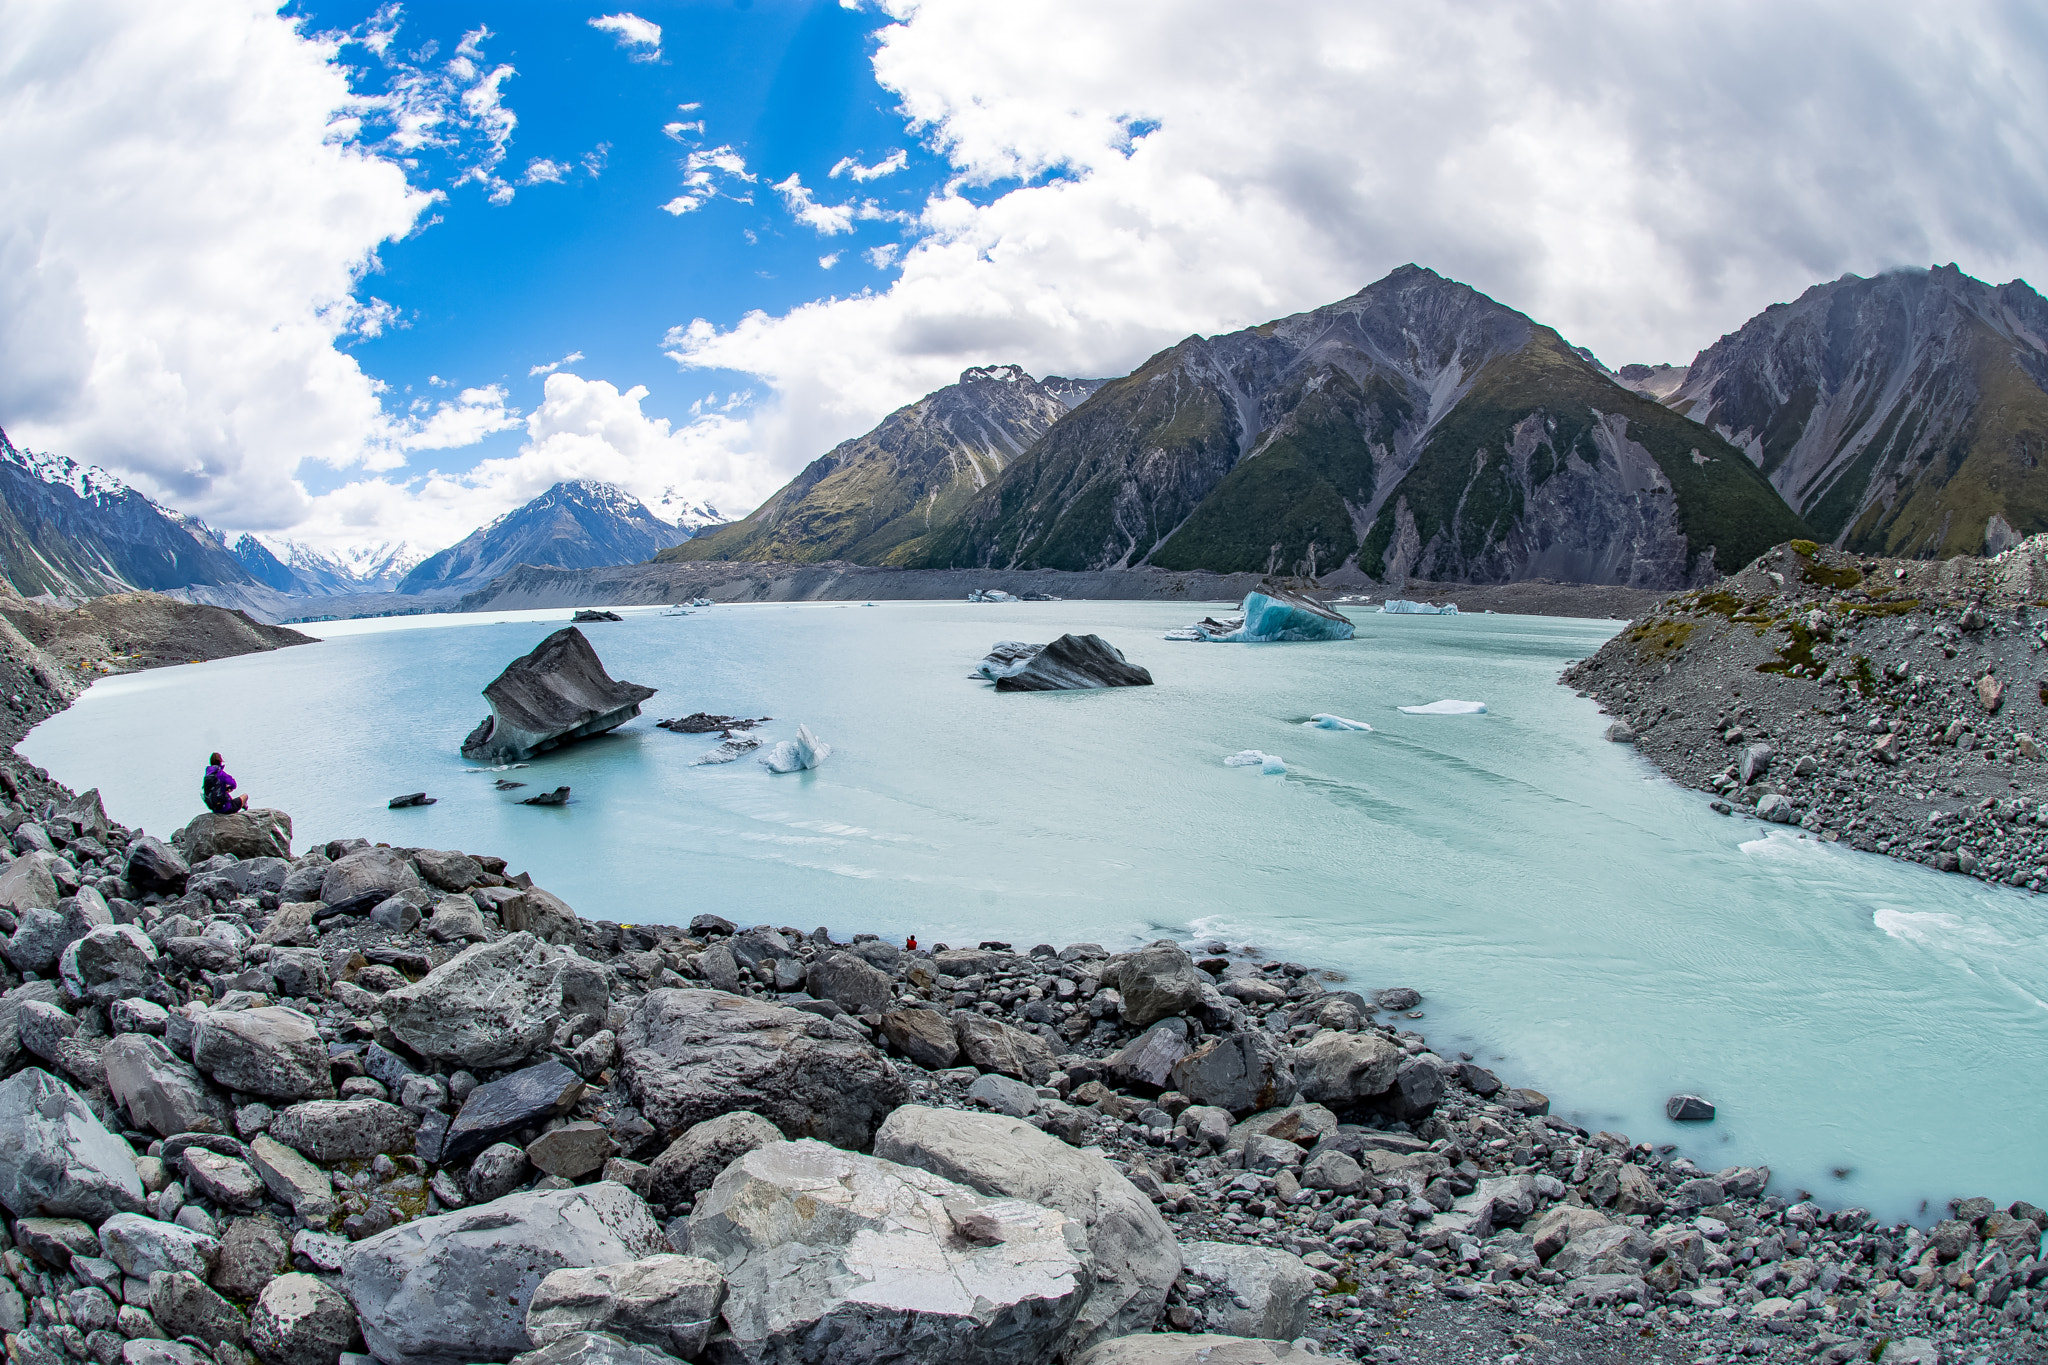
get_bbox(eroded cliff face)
[664,365,1075,566]
[915,266,1804,587]
[1664,265,2048,559]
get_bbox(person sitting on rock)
[202,752,248,814]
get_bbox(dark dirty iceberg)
[460,627,656,763]
[991,634,1154,692]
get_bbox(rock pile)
[0,753,2035,1363]
[1570,536,2048,890]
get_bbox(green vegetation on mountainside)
[1149,368,1410,574]
[1359,329,1809,578]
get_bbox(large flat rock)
[460,627,656,764]
[618,989,905,1146]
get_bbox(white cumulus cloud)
[293,373,759,553]
[529,351,586,377]
[830,149,908,182]
[589,12,662,61]
[661,0,2048,514]
[0,0,437,530]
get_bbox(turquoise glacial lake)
[22,600,2048,1221]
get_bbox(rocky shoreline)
[0,591,2038,1365]
[1567,536,2048,893]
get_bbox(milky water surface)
[23,600,2048,1221]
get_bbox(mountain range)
[394,480,703,593]
[675,266,1809,587]
[1620,265,2048,559]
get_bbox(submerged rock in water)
[1198,582,1354,643]
[759,725,829,773]
[461,627,656,763]
[974,641,1045,680]
[571,609,622,623]
[521,787,572,807]
[656,713,769,733]
[388,792,436,809]
[993,634,1153,691]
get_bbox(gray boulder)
[172,809,293,862]
[104,1035,229,1137]
[1074,1335,1322,1365]
[1169,1030,1295,1116]
[413,849,485,893]
[1178,1241,1313,1340]
[150,1269,247,1344]
[191,1006,332,1100]
[268,1100,416,1163]
[8,885,111,974]
[0,853,61,916]
[526,1254,726,1358]
[804,951,893,1015]
[125,838,190,897]
[100,1213,219,1279]
[619,989,906,1146]
[1299,1148,1363,1195]
[248,1135,336,1223]
[0,1068,145,1221]
[424,897,489,944]
[991,634,1153,692]
[645,1111,783,1206]
[1101,942,1205,1027]
[509,1335,673,1365]
[319,848,426,918]
[58,925,159,1008]
[689,1140,1091,1365]
[265,948,329,999]
[16,999,76,1065]
[460,627,657,764]
[343,1182,666,1365]
[502,887,581,945]
[953,1011,1055,1083]
[1105,1024,1190,1092]
[1291,1030,1403,1107]
[0,980,62,1072]
[380,933,580,1068]
[465,1144,532,1204]
[876,1106,1179,1354]
[249,1272,355,1365]
[879,1006,959,1069]
[439,1060,586,1165]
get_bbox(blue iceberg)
[1224,750,1287,773]
[1380,599,1459,615]
[1304,714,1373,730]
[1199,580,1355,642]
[1399,700,1487,715]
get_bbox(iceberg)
[760,723,831,773]
[1224,750,1287,773]
[990,634,1153,691]
[1399,700,1487,714]
[1380,599,1460,615]
[691,733,764,765]
[968,588,1019,603]
[1304,714,1373,731]
[1194,579,1355,642]
[973,640,1044,680]
[689,597,713,607]
[1162,628,1205,641]
[459,627,656,763]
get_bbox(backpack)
[202,768,227,811]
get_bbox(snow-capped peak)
[0,431,136,503]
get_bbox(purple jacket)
[203,764,238,814]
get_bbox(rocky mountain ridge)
[397,482,708,595]
[666,365,1077,567]
[0,431,260,601]
[684,268,1810,590]
[1647,265,2048,559]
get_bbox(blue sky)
[3,1,2042,559]
[294,0,944,498]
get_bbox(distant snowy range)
[0,425,724,621]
